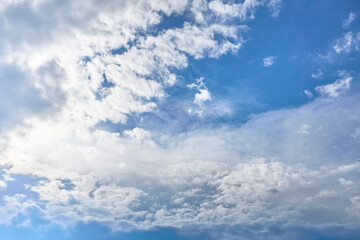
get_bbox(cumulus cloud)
[0,2,283,230]
[188,78,212,105]
[194,89,212,106]
[1,83,360,233]
[207,0,282,20]
[208,0,260,20]
[315,74,352,98]
[187,77,212,116]
[263,56,276,67]
[2,0,359,238]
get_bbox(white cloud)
[266,0,282,17]
[311,69,323,79]
[1,0,359,237]
[194,89,212,106]
[0,1,266,229]
[349,196,360,221]
[304,90,313,98]
[0,0,27,12]
[0,194,37,226]
[263,56,276,67]
[315,75,352,98]
[319,29,360,62]
[333,32,360,54]
[296,123,311,134]
[207,0,282,20]
[124,127,153,142]
[1,84,360,231]
[314,190,337,199]
[208,0,260,20]
[187,77,212,116]
[339,178,355,187]
[342,13,356,28]
[0,180,6,188]
[330,162,360,175]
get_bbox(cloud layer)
[0,1,359,239]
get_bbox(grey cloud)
[0,64,49,129]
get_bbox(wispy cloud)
[333,31,360,54]
[311,69,324,79]
[304,89,313,98]
[342,12,356,28]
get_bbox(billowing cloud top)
[0,0,359,239]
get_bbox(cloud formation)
[263,56,276,67]
[315,73,352,98]
[0,0,359,239]
[343,12,356,28]
[1,82,360,234]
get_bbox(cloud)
[0,63,58,130]
[124,127,153,142]
[263,56,276,67]
[319,30,360,62]
[315,74,352,98]
[1,83,360,233]
[266,0,282,17]
[351,127,360,140]
[207,0,282,20]
[208,0,260,20]
[296,123,311,134]
[2,0,359,238]
[194,89,212,106]
[333,31,360,54]
[0,194,37,226]
[304,90,313,98]
[342,12,356,28]
[339,178,355,187]
[187,78,212,116]
[188,78,212,106]
[311,69,323,79]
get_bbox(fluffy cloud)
[304,89,313,98]
[263,56,276,67]
[315,73,352,98]
[1,83,360,232]
[1,0,359,238]
[207,0,282,20]
[187,77,212,116]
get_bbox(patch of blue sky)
[169,0,360,115]
[0,174,42,204]
[1,220,359,240]
[150,11,189,34]
[199,0,358,110]
[0,222,211,240]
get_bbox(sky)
[0,0,359,239]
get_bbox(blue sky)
[0,0,360,239]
